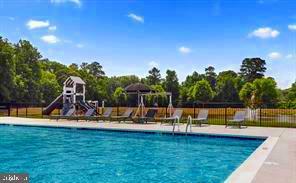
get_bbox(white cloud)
[178,46,191,54]
[268,52,282,60]
[26,20,50,29]
[286,54,293,59]
[48,26,57,31]
[249,27,280,39]
[288,24,296,31]
[128,13,144,23]
[76,43,84,48]
[50,0,81,7]
[148,61,159,68]
[41,35,60,44]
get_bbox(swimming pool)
[0,125,264,183]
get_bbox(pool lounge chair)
[74,108,96,121]
[225,111,246,128]
[161,109,183,125]
[99,107,113,122]
[133,108,158,124]
[49,108,76,121]
[76,107,113,122]
[111,108,133,123]
[191,109,209,126]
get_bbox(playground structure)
[42,79,175,119]
[43,76,97,116]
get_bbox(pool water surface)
[0,125,264,183]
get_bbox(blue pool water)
[0,125,264,183]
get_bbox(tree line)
[0,37,295,108]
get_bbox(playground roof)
[64,76,86,85]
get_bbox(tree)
[217,70,237,79]
[0,37,15,102]
[40,59,69,80]
[40,71,61,104]
[14,40,42,103]
[253,77,278,104]
[205,66,217,90]
[80,62,105,78]
[116,75,140,87]
[239,82,255,107]
[180,71,205,103]
[188,80,214,102]
[240,58,266,82]
[146,67,161,85]
[287,81,296,102]
[0,36,291,107]
[215,70,240,102]
[113,87,127,105]
[182,71,205,87]
[69,63,79,71]
[239,78,278,108]
[163,70,179,105]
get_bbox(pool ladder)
[185,116,192,135]
[172,116,193,135]
[172,117,180,135]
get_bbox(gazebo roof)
[125,83,153,93]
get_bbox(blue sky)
[0,0,296,89]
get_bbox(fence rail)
[0,102,295,128]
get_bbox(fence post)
[41,103,44,118]
[193,104,196,118]
[224,106,227,125]
[259,107,262,126]
[16,105,19,117]
[165,106,168,117]
[26,105,28,118]
[7,103,11,117]
[117,103,119,116]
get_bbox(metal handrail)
[172,116,180,135]
[186,115,192,135]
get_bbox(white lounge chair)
[192,109,209,126]
[225,111,246,128]
[161,109,183,125]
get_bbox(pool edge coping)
[225,136,278,183]
[0,122,267,140]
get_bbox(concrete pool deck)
[0,117,295,183]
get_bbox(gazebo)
[125,83,173,117]
[124,83,154,106]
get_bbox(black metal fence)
[0,102,295,128]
